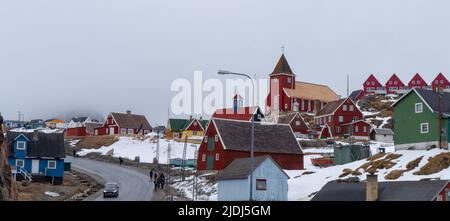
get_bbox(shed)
[370,128,394,143]
[333,145,370,165]
[217,155,289,201]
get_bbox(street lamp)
[218,70,255,201]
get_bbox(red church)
[385,73,405,94]
[197,118,304,171]
[431,73,450,91]
[266,54,339,113]
[363,74,383,94]
[408,73,428,89]
[313,98,366,139]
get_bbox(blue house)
[6,130,66,185]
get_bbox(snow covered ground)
[171,174,218,201]
[286,148,450,201]
[76,136,199,164]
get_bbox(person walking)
[119,157,123,165]
[160,173,165,189]
[72,148,76,157]
[149,169,153,181]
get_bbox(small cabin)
[370,128,394,143]
[217,156,289,201]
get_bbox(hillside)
[357,93,398,129]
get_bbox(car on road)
[103,182,119,198]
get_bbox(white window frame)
[343,105,347,111]
[204,136,208,143]
[192,131,197,136]
[120,128,127,135]
[353,116,359,122]
[366,82,370,86]
[328,116,332,122]
[420,123,429,134]
[339,116,344,123]
[371,81,375,86]
[415,103,423,113]
[287,77,292,84]
[47,160,57,169]
[215,135,219,142]
[355,126,359,133]
[202,154,206,162]
[363,126,367,133]
[127,128,134,134]
[16,141,26,150]
[349,105,354,112]
[174,132,179,138]
[336,127,341,133]
[16,159,25,168]
[215,153,220,161]
[295,121,300,126]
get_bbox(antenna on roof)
[347,74,349,98]
[281,45,285,54]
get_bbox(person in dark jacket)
[160,173,165,189]
[119,157,123,165]
[149,170,153,181]
[73,148,77,157]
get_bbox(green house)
[392,88,450,150]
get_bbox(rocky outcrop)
[0,114,17,200]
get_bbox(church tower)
[266,53,296,112]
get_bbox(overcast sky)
[2,0,450,125]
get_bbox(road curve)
[67,156,154,201]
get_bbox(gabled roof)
[199,119,209,130]
[408,73,427,86]
[168,119,190,132]
[385,73,405,86]
[270,53,294,76]
[371,128,394,135]
[6,131,65,158]
[212,119,303,154]
[432,73,449,85]
[392,88,450,116]
[349,90,364,102]
[276,112,310,130]
[341,120,371,126]
[217,156,289,181]
[283,82,339,103]
[110,112,152,130]
[311,180,449,201]
[212,106,262,121]
[85,122,104,134]
[315,98,348,117]
[364,74,382,86]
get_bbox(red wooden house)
[314,98,363,139]
[277,112,310,138]
[95,111,152,136]
[266,54,338,113]
[340,120,371,140]
[212,94,265,122]
[197,119,304,171]
[363,74,383,94]
[385,73,405,94]
[408,73,428,89]
[431,73,450,91]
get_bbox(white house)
[370,128,394,143]
[217,155,289,201]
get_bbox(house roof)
[168,119,190,132]
[6,131,66,159]
[393,88,450,116]
[71,117,88,123]
[110,112,152,130]
[408,73,427,85]
[212,106,261,121]
[212,119,303,154]
[270,53,294,76]
[432,73,449,85]
[371,128,394,135]
[341,120,371,126]
[385,73,405,86]
[217,155,289,180]
[276,112,299,124]
[284,82,339,103]
[311,180,449,201]
[315,98,347,117]
[85,122,104,134]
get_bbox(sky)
[2,0,450,125]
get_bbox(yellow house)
[166,118,209,141]
[45,118,65,129]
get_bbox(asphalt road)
[67,156,154,201]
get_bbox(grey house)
[217,155,289,201]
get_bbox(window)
[328,116,332,122]
[193,121,197,126]
[256,179,267,191]
[415,103,423,113]
[371,81,375,86]
[336,127,341,133]
[355,126,359,133]
[284,104,288,110]
[120,128,127,135]
[440,80,444,84]
[193,131,197,136]
[215,135,219,142]
[435,80,439,84]
[363,126,367,133]
[301,100,305,110]
[215,153,220,161]
[128,129,134,134]
[174,132,179,138]
[436,194,443,201]
[353,116,359,122]
[389,81,392,85]
[47,160,57,169]
[257,114,262,120]
[343,105,347,111]
[16,159,25,168]
[349,105,354,111]
[273,78,278,83]
[204,136,208,143]
[411,81,415,85]
[390,87,398,91]
[394,81,397,84]
[295,121,300,126]
[16,141,26,150]
[287,77,292,84]
[366,82,370,86]
[202,154,206,162]
[421,123,429,134]
[339,116,344,123]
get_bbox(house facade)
[408,73,428,89]
[217,156,289,201]
[197,119,304,171]
[277,112,310,138]
[95,111,152,136]
[392,88,450,150]
[431,73,450,92]
[44,119,65,129]
[363,74,383,94]
[314,98,364,139]
[340,120,371,140]
[266,54,339,113]
[166,117,208,140]
[385,74,406,94]
[7,130,65,185]
[3,120,26,129]
[370,128,394,143]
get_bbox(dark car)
[103,182,119,198]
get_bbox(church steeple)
[270,53,295,76]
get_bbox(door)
[31,159,39,174]
[206,156,214,170]
[109,127,115,135]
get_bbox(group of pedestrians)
[149,169,165,191]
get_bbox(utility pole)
[167,142,172,201]
[347,74,349,97]
[181,135,188,181]
[192,146,199,201]
[156,124,160,164]
[437,85,443,149]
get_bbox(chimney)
[33,130,39,141]
[366,174,379,201]
[126,110,131,115]
[189,115,193,120]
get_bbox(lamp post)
[218,70,255,201]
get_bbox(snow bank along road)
[67,156,154,201]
